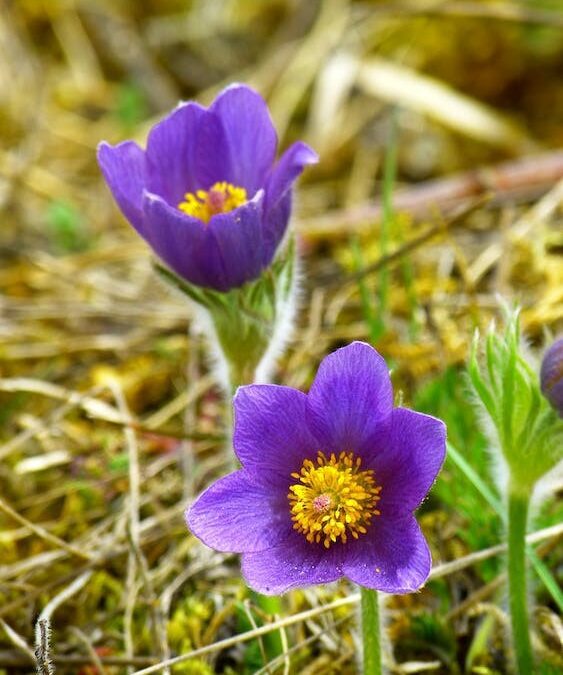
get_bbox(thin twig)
[241,600,270,674]
[328,196,489,288]
[373,1,563,28]
[0,496,93,561]
[68,627,107,675]
[253,616,349,675]
[181,323,200,499]
[0,618,35,660]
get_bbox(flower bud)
[469,310,563,491]
[540,337,563,417]
[97,83,317,292]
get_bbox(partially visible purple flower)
[186,342,446,595]
[97,84,317,292]
[540,337,563,417]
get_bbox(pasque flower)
[97,84,317,291]
[187,342,446,595]
[540,337,563,417]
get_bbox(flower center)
[177,181,247,223]
[288,451,381,549]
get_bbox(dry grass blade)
[0,496,93,561]
[357,57,532,151]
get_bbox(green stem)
[507,484,534,674]
[360,587,382,675]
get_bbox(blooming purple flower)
[186,342,446,595]
[540,337,563,417]
[97,84,317,292]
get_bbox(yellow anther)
[178,181,247,223]
[288,451,381,549]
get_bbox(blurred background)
[0,1,562,673]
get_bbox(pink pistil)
[207,189,227,213]
[312,493,332,512]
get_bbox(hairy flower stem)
[361,587,382,675]
[507,484,533,674]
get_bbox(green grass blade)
[378,111,398,320]
[351,236,384,342]
[446,441,502,514]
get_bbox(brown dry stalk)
[302,150,563,239]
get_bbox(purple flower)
[540,337,563,417]
[186,342,446,595]
[97,84,317,292]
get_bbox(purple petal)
[145,102,207,206]
[233,385,319,486]
[97,141,146,232]
[306,342,393,453]
[210,84,277,195]
[241,529,348,595]
[261,142,317,260]
[141,192,228,290]
[207,190,265,289]
[547,378,563,417]
[374,408,446,513]
[343,514,431,593]
[540,338,563,416]
[264,141,318,213]
[262,190,292,265]
[186,470,292,553]
[193,109,232,190]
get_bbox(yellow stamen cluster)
[288,451,381,549]
[177,181,247,223]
